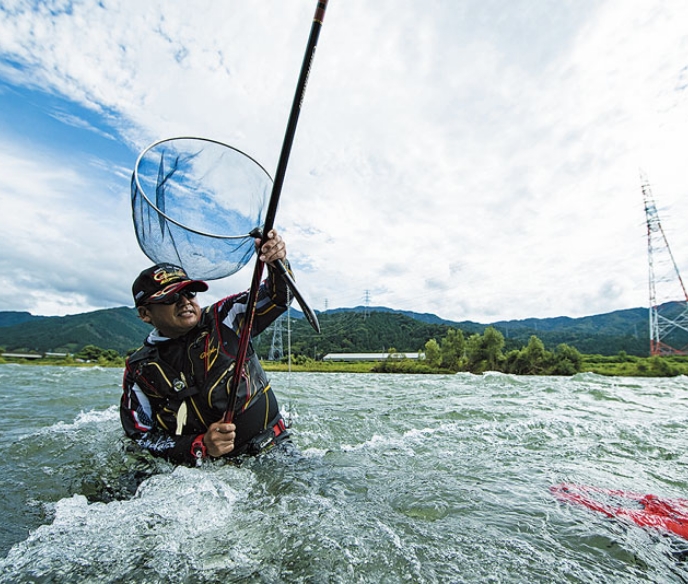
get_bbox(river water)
[0,364,687,583]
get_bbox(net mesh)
[131,137,271,280]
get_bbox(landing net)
[131,137,271,280]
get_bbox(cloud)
[0,141,142,315]
[0,0,687,323]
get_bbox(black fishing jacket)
[120,265,291,465]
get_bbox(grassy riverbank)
[3,353,688,377]
[265,353,688,377]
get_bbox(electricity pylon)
[641,171,688,355]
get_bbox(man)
[120,230,292,466]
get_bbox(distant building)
[322,352,423,362]
[0,351,69,360]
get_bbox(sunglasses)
[144,289,197,306]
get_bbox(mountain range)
[0,303,665,357]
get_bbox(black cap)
[133,263,208,307]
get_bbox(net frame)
[131,136,273,280]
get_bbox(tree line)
[5,336,688,377]
[373,327,583,375]
[0,344,125,367]
[371,327,688,377]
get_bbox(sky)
[1,0,687,324]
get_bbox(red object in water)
[551,483,688,540]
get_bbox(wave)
[44,405,120,433]
[0,465,253,583]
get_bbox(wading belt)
[234,416,289,458]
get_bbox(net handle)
[262,1,328,237]
[226,0,328,423]
[132,136,273,240]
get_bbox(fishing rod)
[225,0,328,423]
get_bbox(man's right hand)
[203,421,236,457]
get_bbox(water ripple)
[1,366,687,582]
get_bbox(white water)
[1,366,688,582]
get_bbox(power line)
[268,314,285,361]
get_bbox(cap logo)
[153,267,188,286]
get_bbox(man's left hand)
[256,229,287,265]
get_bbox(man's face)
[137,290,202,338]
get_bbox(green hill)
[0,304,667,358]
[252,307,652,359]
[0,307,151,355]
[487,307,651,356]
[0,311,45,328]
